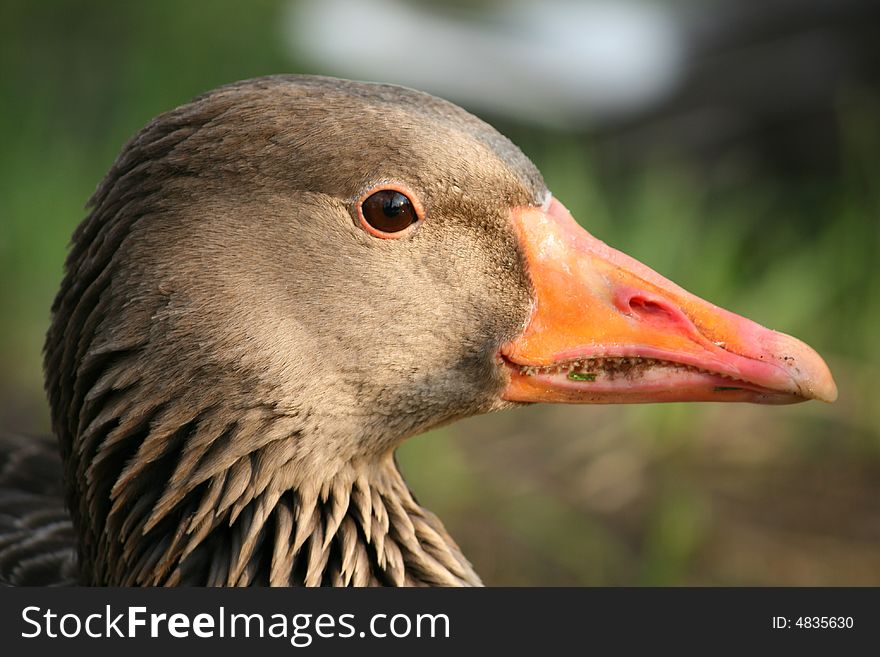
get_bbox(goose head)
[44,75,836,586]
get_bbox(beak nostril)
[623,294,692,330]
[629,297,670,318]
[613,289,691,330]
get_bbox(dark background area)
[1,0,878,585]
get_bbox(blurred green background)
[1,0,878,585]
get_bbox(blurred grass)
[1,0,878,585]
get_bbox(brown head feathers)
[43,75,547,585]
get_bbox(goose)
[0,75,836,587]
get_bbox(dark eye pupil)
[362,190,417,233]
[383,193,406,216]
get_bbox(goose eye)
[359,189,419,237]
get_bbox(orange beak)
[501,198,837,405]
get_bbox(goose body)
[1,75,836,586]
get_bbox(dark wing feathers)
[0,433,77,586]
